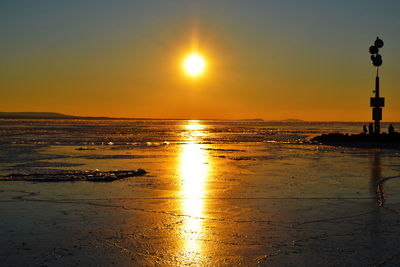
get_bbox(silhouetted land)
[0,112,266,121]
[0,112,188,120]
[311,132,400,148]
[0,112,111,120]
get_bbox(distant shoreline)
[0,112,264,121]
[0,112,399,123]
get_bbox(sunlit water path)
[178,121,209,263]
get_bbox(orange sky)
[1,1,400,121]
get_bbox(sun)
[183,53,206,77]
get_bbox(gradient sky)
[1,0,400,121]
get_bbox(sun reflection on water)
[179,120,209,263]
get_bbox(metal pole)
[374,73,380,135]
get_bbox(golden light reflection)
[184,123,204,131]
[179,120,209,263]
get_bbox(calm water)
[1,119,400,266]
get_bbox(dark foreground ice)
[0,169,147,182]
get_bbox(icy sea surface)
[1,119,400,266]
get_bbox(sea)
[1,119,400,266]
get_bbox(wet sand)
[1,121,400,266]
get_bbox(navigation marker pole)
[369,37,385,135]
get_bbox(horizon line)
[1,111,400,123]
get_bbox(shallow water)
[1,119,400,266]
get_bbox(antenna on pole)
[369,37,384,135]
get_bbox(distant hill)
[0,112,304,122]
[0,112,74,119]
[0,112,165,120]
[0,112,111,120]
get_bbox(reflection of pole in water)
[371,152,384,206]
[369,152,382,263]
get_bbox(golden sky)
[1,1,400,121]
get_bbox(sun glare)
[183,53,206,77]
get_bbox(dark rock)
[310,132,400,148]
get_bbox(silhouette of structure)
[310,36,400,147]
[369,37,385,135]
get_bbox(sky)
[1,0,400,121]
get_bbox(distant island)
[0,112,268,121]
[0,112,112,120]
[0,112,310,122]
[0,112,173,120]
